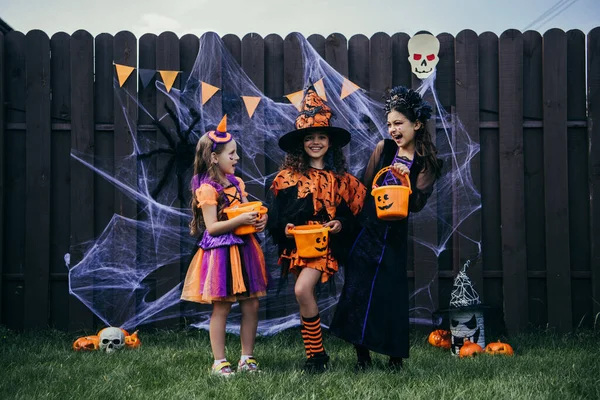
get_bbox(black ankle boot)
[303,352,330,373]
[354,357,373,372]
[388,357,403,370]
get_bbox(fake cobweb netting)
[67,32,481,334]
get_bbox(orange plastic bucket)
[223,201,268,235]
[371,166,412,220]
[288,225,330,258]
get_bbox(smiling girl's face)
[303,132,330,162]
[387,110,421,150]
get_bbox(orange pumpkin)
[459,339,484,358]
[485,340,514,356]
[428,329,451,349]
[73,335,100,351]
[125,331,141,349]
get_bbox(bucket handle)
[288,225,331,235]
[371,166,412,191]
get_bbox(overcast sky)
[2,0,598,39]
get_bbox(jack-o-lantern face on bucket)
[315,235,328,253]
[376,193,394,210]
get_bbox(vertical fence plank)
[93,32,114,330]
[348,35,370,94]
[3,31,26,330]
[155,31,180,328]
[94,33,115,246]
[24,30,51,329]
[369,33,392,99]
[543,29,572,333]
[223,34,243,174]
[307,34,325,58]
[498,29,528,334]
[455,30,482,293]
[0,32,4,325]
[49,32,71,331]
[566,29,591,328]
[435,32,455,285]
[241,33,265,201]
[114,31,137,218]
[325,33,348,77]
[523,30,547,327]
[93,32,116,332]
[264,33,284,320]
[391,33,411,89]
[478,32,503,328]
[113,31,137,328]
[137,33,158,327]
[241,32,266,323]
[69,30,95,331]
[589,27,600,322]
[284,33,304,94]
[411,33,440,317]
[179,33,200,324]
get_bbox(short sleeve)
[235,177,248,198]
[195,184,218,207]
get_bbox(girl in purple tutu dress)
[181,117,268,376]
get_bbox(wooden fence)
[1,28,599,334]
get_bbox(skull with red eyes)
[407,32,440,79]
[376,193,394,211]
[315,234,328,253]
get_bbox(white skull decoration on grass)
[407,32,440,79]
[98,327,125,353]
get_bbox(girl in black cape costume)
[330,86,442,370]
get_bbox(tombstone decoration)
[449,259,486,356]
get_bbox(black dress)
[329,139,438,358]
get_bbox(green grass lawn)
[1,325,599,400]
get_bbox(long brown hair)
[189,133,230,235]
[385,87,441,178]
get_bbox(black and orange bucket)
[288,224,330,258]
[223,201,268,235]
[371,166,412,220]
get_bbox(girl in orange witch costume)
[266,87,366,373]
[181,116,268,377]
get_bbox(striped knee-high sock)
[301,322,312,358]
[301,314,324,357]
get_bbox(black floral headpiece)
[384,86,432,122]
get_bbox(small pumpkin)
[459,339,484,358]
[125,330,141,349]
[428,329,451,349]
[73,335,100,351]
[485,340,514,356]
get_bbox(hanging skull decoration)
[407,32,440,79]
[98,327,126,353]
[448,259,485,356]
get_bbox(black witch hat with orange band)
[278,86,351,152]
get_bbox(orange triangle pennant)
[340,78,361,100]
[241,96,261,118]
[158,70,179,93]
[285,89,305,112]
[313,78,327,102]
[115,64,135,87]
[201,82,220,105]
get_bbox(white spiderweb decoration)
[449,259,481,308]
